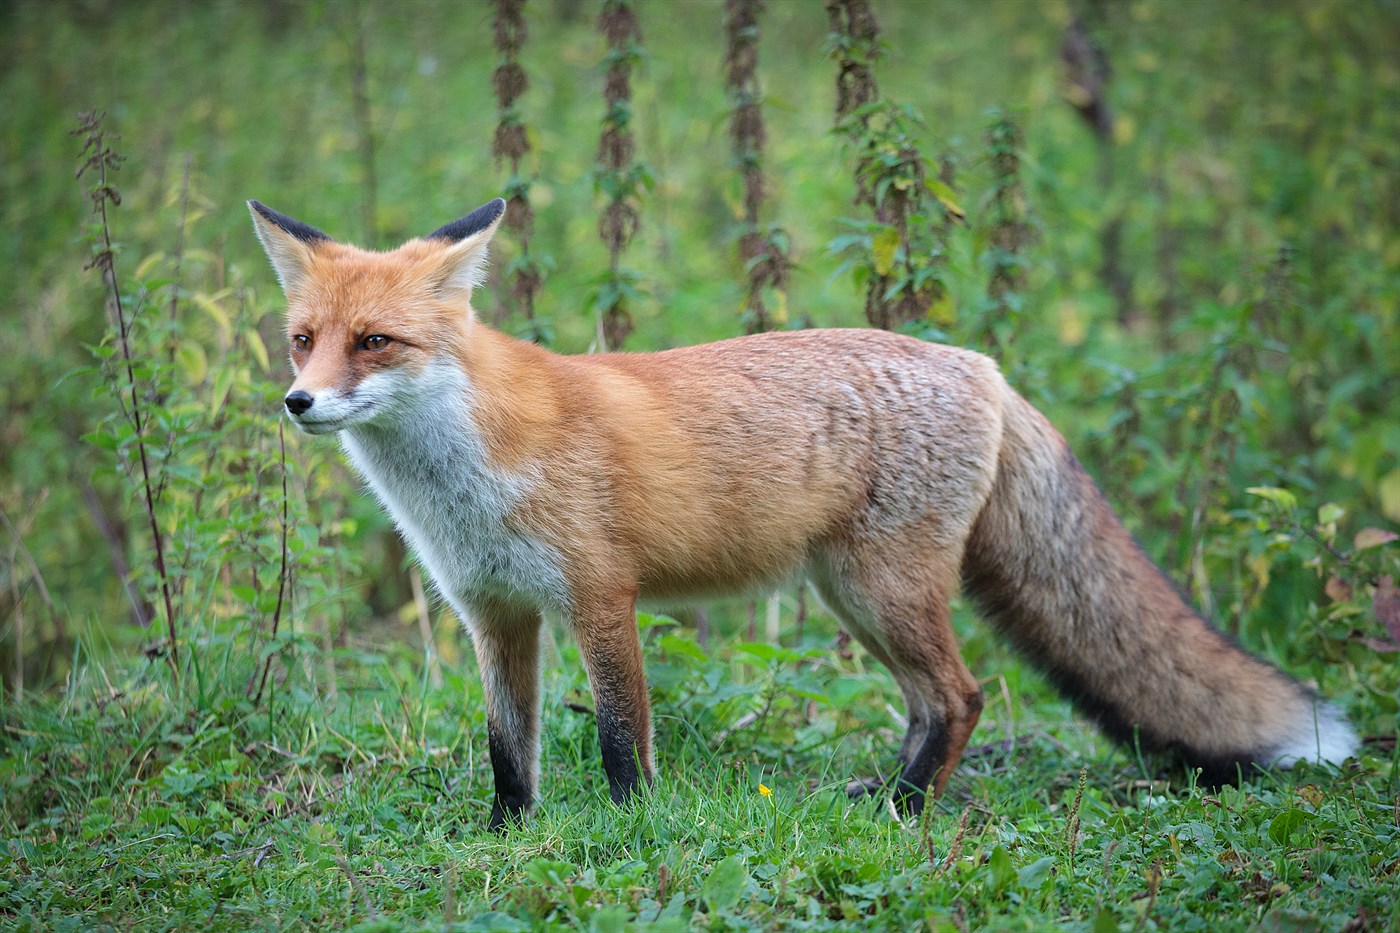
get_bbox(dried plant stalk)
[725,0,789,334]
[493,0,546,336]
[592,0,648,350]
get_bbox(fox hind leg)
[814,545,984,815]
[572,590,655,805]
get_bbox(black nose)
[285,391,314,415]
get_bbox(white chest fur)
[337,364,569,614]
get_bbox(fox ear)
[423,197,507,243]
[426,198,507,302]
[248,201,330,294]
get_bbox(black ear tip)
[424,197,509,242]
[248,201,332,244]
[479,197,507,225]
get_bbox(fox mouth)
[288,414,346,435]
[286,399,375,434]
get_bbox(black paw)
[488,797,529,833]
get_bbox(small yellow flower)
[758,783,772,797]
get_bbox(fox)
[249,196,1357,830]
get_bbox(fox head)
[248,198,505,435]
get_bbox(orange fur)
[251,199,1356,828]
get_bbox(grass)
[1,618,1396,931]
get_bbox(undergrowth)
[0,624,1395,931]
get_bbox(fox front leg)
[465,602,544,831]
[572,593,655,803]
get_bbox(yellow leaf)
[1381,469,1400,523]
[770,289,789,327]
[1056,300,1087,346]
[1063,83,1094,109]
[134,252,167,280]
[929,290,955,326]
[193,290,232,342]
[1247,553,1271,589]
[246,329,271,374]
[871,227,900,276]
[1113,113,1137,146]
[176,341,207,384]
[925,178,967,224]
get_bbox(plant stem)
[77,112,180,674]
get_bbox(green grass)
[1,621,1395,931]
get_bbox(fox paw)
[845,776,888,798]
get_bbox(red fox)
[250,197,1356,829]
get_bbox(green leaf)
[703,855,748,911]
[1017,856,1055,890]
[657,633,708,663]
[984,845,1016,896]
[827,678,869,709]
[1091,908,1122,933]
[209,367,237,419]
[521,858,574,888]
[589,906,629,933]
[460,914,529,932]
[83,430,119,451]
[1316,503,1345,525]
[1246,486,1298,510]
[1268,808,1312,844]
[735,642,805,664]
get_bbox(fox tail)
[962,383,1357,780]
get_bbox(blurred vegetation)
[2,0,1395,693]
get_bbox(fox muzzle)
[285,390,314,415]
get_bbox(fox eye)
[291,334,311,352]
[361,334,392,351]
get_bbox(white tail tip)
[1266,702,1359,768]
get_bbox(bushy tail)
[963,382,1356,781]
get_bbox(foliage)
[0,0,1397,928]
[492,0,551,341]
[825,0,957,332]
[978,108,1037,364]
[0,631,1394,930]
